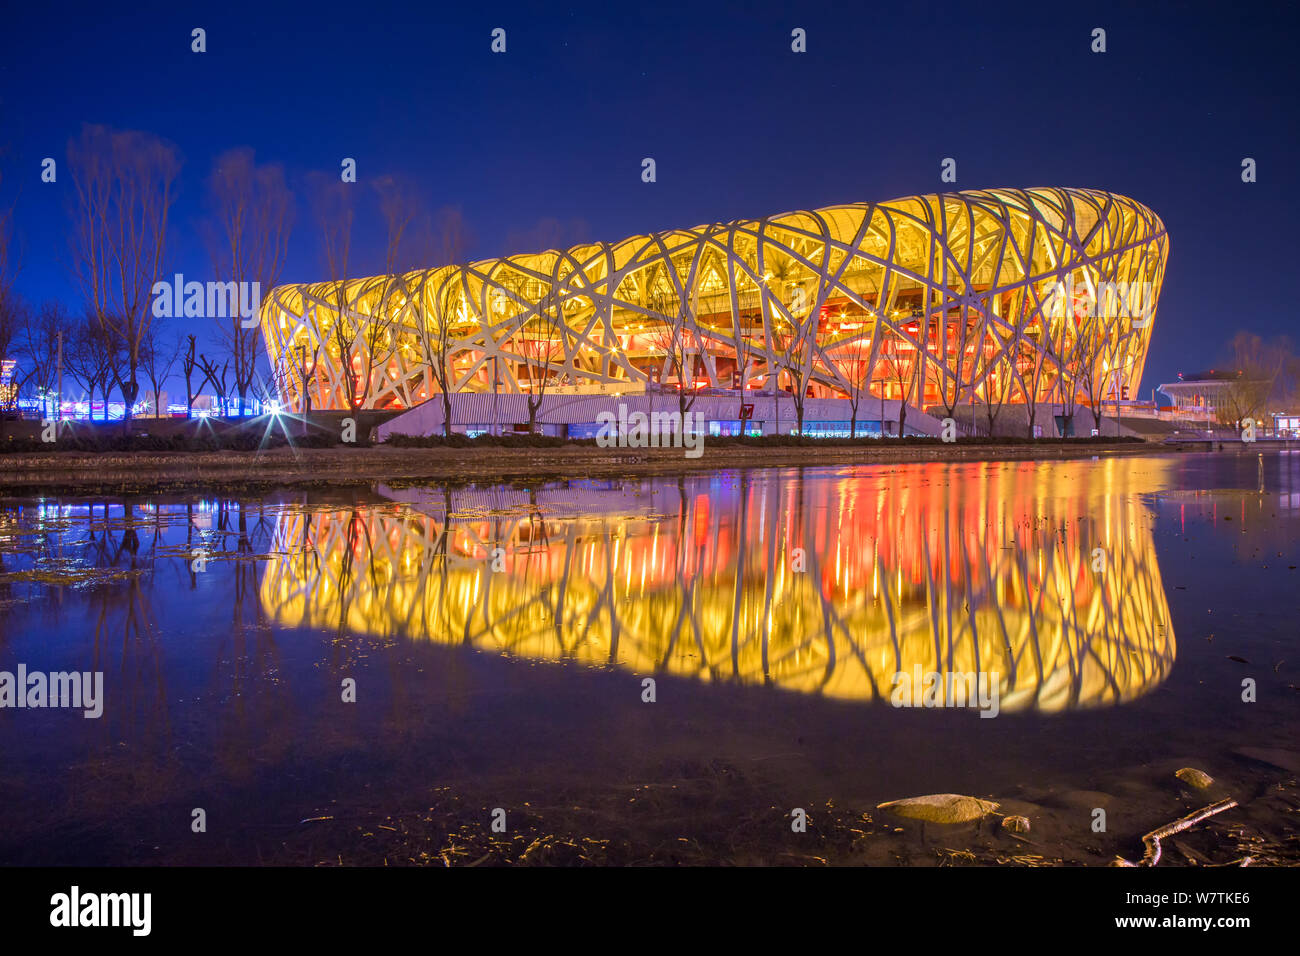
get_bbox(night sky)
[1,0,1295,395]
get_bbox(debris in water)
[1114,798,1239,867]
[1000,814,1031,834]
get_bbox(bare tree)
[1217,331,1289,430]
[514,274,565,436]
[772,311,817,436]
[0,294,30,430]
[291,341,321,435]
[1045,309,1084,436]
[1015,305,1053,438]
[196,348,231,417]
[181,333,206,420]
[433,206,470,273]
[877,326,920,436]
[965,320,1018,437]
[65,313,121,421]
[775,279,824,436]
[0,168,12,301]
[1072,311,1114,433]
[420,208,470,438]
[980,342,1018,436]
[1274,345,1300,417]
[929,300,981,422]
[68,125,180,424]
[344,174,428,421]
[1066,316,1105,434]
[0,186,22,428]
[205,148,293,416]
[139,320,181,417]
[826,323,871,437]
[258,336,318,424]
[729,266,758,431]
[0,294,23,397]
[647,286,702,428]
[427,276,465,438]
[23,301,71,419]
[308,175,358,416]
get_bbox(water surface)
[1,452,1297,864]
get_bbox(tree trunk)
[122,377,138,422]
[528,396,540,436]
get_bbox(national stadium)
[259,186,1167,437]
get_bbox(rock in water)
[1175,767,1214,790]
[1001,814,1031,834]
[876,793,1000,824]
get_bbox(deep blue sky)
[1,0,1296,395]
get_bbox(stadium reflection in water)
[261,461,1176,712]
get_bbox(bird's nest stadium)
[259,186,1167,432]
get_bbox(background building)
[1158,371,1242,424]
[0,359,16,409]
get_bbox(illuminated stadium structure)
[261,187,1167,427]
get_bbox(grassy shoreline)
[0,438,1185,495]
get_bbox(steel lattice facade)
[260,186,1167,414]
